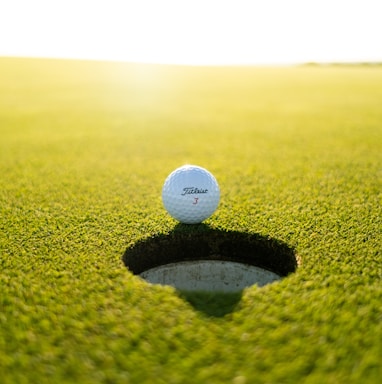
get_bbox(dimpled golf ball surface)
[162,165,220,224]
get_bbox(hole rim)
[123,225,298,282]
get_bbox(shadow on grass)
[123,223,298,317]
[177,290,243,317]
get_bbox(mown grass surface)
[0,57,381,383]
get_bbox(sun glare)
[0,0,381,65]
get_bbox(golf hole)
[123,225,298,293]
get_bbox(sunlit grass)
[0,58,381,383]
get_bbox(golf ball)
[162,165,220,224]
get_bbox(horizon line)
[2,54,382,68]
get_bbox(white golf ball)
[162,165,220,224]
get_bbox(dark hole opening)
[123,224,297,278]
[122,224,298,316]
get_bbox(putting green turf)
[0,57,381,383]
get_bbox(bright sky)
[0,0,381,65]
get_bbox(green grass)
[0,57,381,383]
